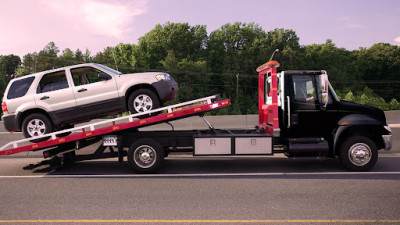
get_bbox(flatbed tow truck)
[0,61,392,172]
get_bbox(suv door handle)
[40,96,49,100]
[78,88,87,93]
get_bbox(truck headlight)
[384,125,392,133]
[155,73,171,81]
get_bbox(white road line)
[1,171,400,179]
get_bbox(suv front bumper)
[382,135,392,151]
[152,79,178,103]
[1,114,20,132]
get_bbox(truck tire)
[128,138,164,173]
[128,89,160,117]
[22,113,54,143]
[339,136,378,171]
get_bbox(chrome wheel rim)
[27,119,46,137]
[133,94,153,113]
[134,145,156,168]
[348,143,371,166]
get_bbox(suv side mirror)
[98,72,111,80]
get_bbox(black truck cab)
[263,68,392,171]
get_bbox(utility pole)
[236,73,239,105]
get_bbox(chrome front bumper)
[382,135,392,151]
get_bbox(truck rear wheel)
[339,136,378,171]
[128,138,164,173]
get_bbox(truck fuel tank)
[285,138,329,157]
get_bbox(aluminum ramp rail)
[0,95,231,156]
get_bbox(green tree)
[36,42,60,71]
[0,54,21,99]
[351,43,400,101]
[135,22,208,69]
[58,48,75,66]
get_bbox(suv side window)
[37,70,69,93]
[71,67,108,86]
[7,77,35,99]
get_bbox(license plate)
[103,135,117,146]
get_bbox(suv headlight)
[155,73,171,81]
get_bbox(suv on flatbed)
[1,63,178,140]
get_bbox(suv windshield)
[96,64,122,75]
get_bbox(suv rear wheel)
[22,113,54,142]
[128,89,160,116]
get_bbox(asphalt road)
[0,118,399,224]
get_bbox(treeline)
[1,22,400,114]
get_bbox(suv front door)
[70,66,120,117]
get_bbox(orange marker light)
[140,120,147,125]
[341,121,350,125]
[113,126,120,130]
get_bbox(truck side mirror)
[319,74,329,108]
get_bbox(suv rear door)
[69,66,120,117]
[34,69,78,125]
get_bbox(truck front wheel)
[128,138,164,173]
[339,136,378,171]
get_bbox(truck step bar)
[0,95,230,156]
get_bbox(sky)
[0,0,399,57]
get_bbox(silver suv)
[1,63,178,140]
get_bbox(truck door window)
[292,75,316,103]
[37,70,69,93]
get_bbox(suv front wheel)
[22,113,54,142]
[128,89,160,116]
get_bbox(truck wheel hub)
[134,145,156,168]
[348,143,371,166]
[141,152,150,161]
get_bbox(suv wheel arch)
[125,84,160,110]
[18,109,54,130]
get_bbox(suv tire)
[22,113,54,143]
[128,89,160,116]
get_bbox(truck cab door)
[285,73,339,138]
[285,74,321,137]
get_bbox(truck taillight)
[2,102,7,113]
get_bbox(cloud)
[42,0,148,38]
[395,36,400,43]
[334,17,362,29]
